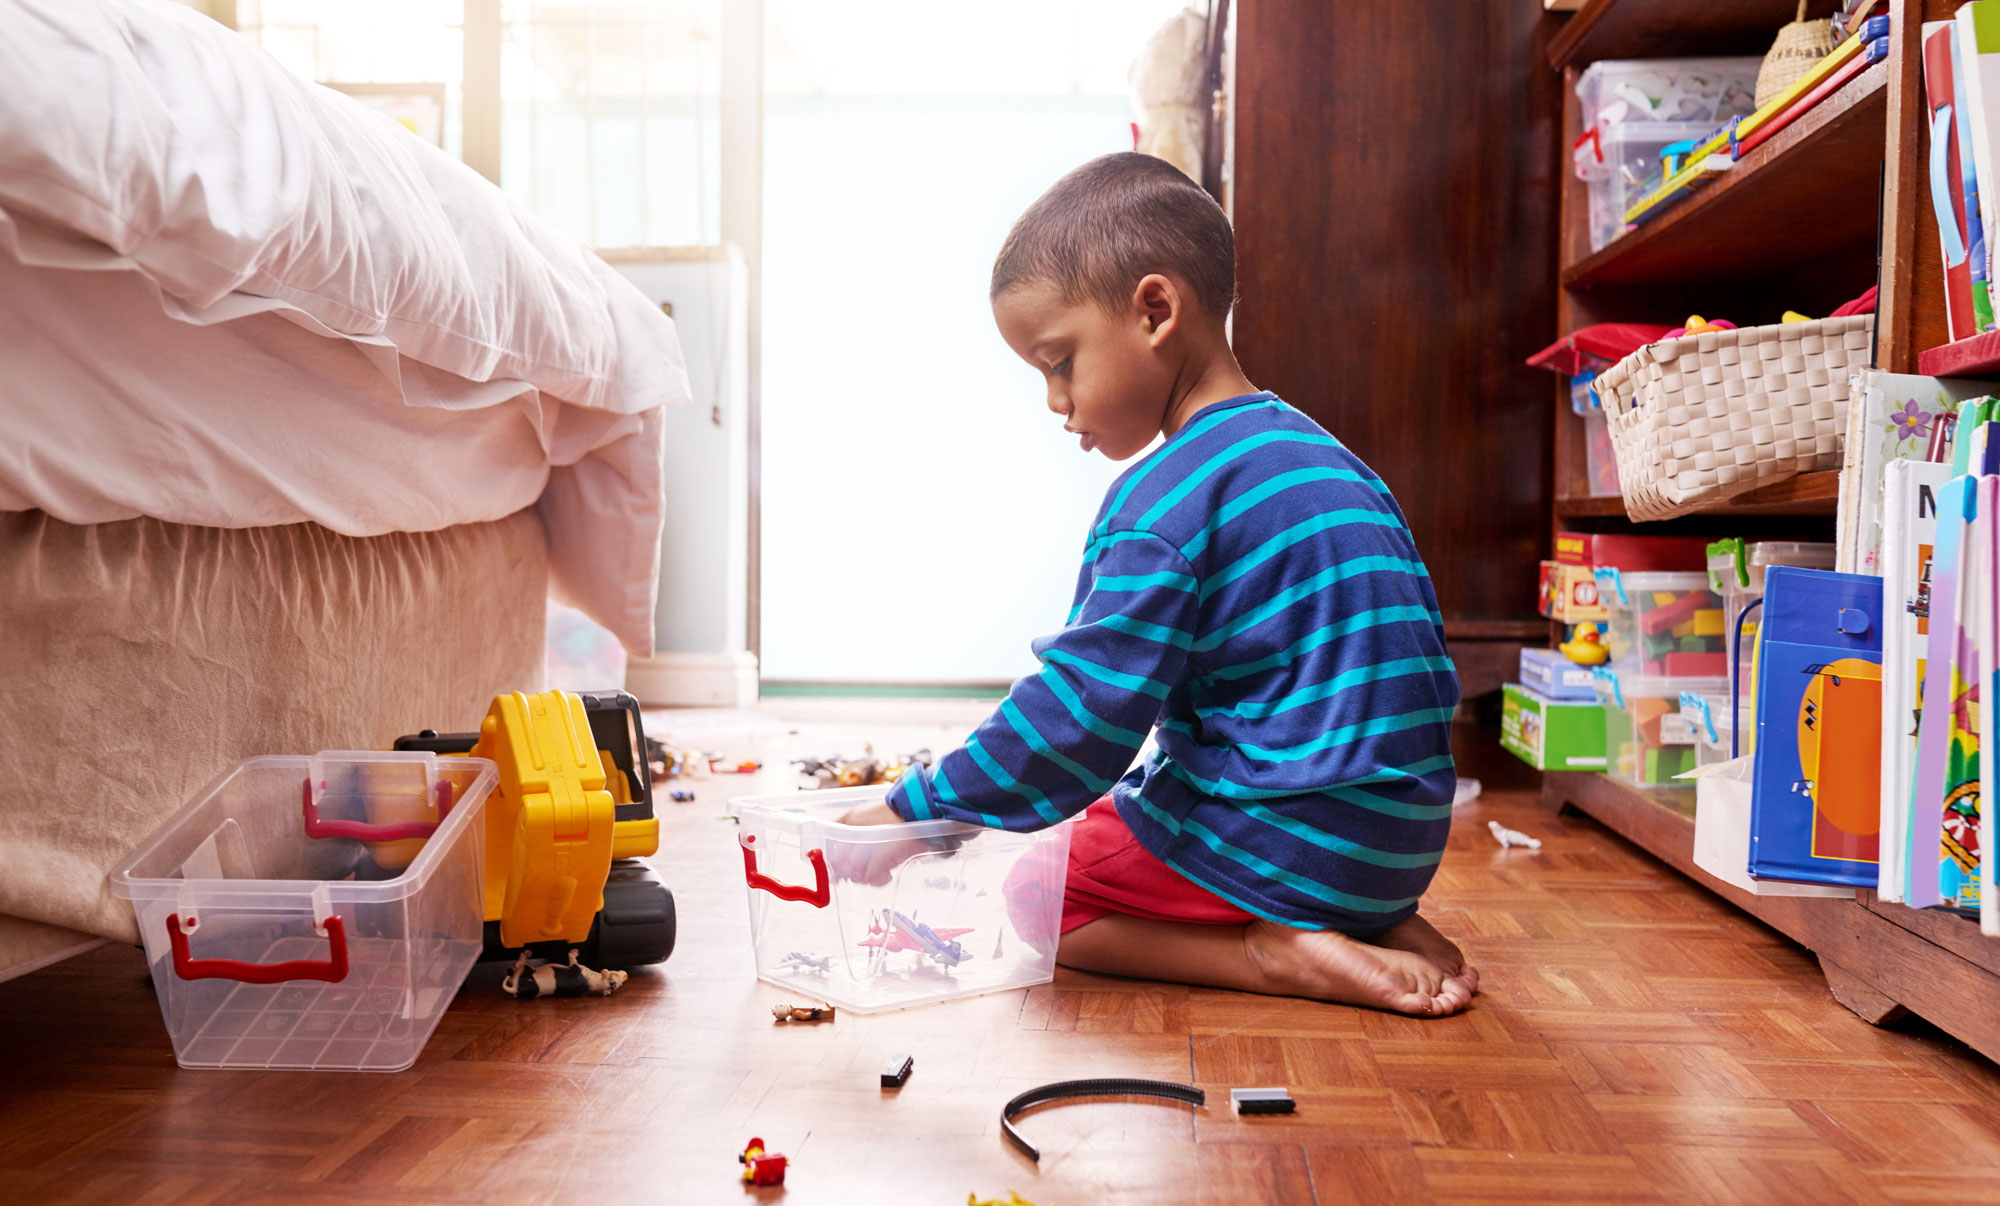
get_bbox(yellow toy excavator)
[396,689,676,968]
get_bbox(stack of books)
[1923,6,2000,344]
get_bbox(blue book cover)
[1749,567,1884,888]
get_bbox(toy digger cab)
[396,689,676,968]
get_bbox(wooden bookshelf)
[1547,0,1844,71]
[1539,0,1999,1060]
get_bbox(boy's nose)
[1047,389,1071,417]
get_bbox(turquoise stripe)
[1233,798,1445,869]
[1030,664,1148,748]
[1323,783,1455,822]
[897,777,932,821]
[1206,607,1442,678]
[1182,467,1391,559]
[1197,563,1436,653]
[1096,613,1195,649]
[1127,793,1421,914]
[1133,430,1341,530]
[1092,399,1284,540]
[1162,751,1457,801]
[964,737,1066,826]
[1079,529,1165,564]
[1228,706,1457,763]
[1092,571,1198,594]
[999,699,1116,794]
[1202,510,1405,598]
[1043,648,1170,699]
[1198,655,1457,721]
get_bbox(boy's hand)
[837,801,904,827]
[828,800,960,885]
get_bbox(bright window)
[758,0,1192,684]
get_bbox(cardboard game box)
[1501,683,1607,771]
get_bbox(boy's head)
[990,153,1237,461]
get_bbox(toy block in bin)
[727,786,1071,1013]
[110,752,498,1070]
[1594,568,1723,677]
[1593,667,1725,788]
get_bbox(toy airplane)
[859,910,972,967]
[778,950,833,974]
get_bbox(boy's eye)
[1049,357,1071,377]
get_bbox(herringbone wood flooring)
[3,705,1997,1204]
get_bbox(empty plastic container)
[111,751,496,1071]
[728,786,1070,1014]
[1595,670,1725,787]
[1593,568,1726,679]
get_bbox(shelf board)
[1547,0,1840,71]
[1562,61,1888,289]
[1917,329,2000,378]
[1554,468,1840,520]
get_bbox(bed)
[0,0,690,977]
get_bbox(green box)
[1500,683,1607,771]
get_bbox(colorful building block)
[1663,652,1726,677]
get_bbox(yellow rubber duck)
[1559,622,1610,666]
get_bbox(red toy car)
[739,1137,786,1187]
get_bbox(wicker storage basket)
[1595,314,1874,521]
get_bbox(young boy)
[842,153,1473,1017]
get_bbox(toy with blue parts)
[859,910,973,968]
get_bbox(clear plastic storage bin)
[728,786,1070,1014]
[1593,568,1726,679]
[1708,540,1838,680]
[1678,689,1747,770]
[1595,670,1725,786]
[111,751,496,1071]
[1572,58,1759,252]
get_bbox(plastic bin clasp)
[167,884,349,984]
[739,832,830,908]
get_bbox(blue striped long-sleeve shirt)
[886,392,1460,935]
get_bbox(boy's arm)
[885,532,1197,830]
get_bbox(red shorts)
[1057,796,1255,934]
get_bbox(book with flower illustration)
[1837,373,1989,576]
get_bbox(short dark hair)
[991,153,1236,320]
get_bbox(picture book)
[1953,20,1998,331]
[1908,474,1971,909]
[1937,474,1991,916]
[1959,3,2000,316]
[1748,568,1882,889]
[1835,373,1987,575]
[1878,457,1951,902]
[1924,21,1977,342]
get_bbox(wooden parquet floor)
[3,705,1999,1205]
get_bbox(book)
[1979,476,1999,933]
[1834,373,1988,576]
[1908,472,1972,909]
[1954,22,1998,331]
[1936,473,1992,916]
[1959,3,2000,329]
[1923,21,1976,343]
[1878,458,1952,903]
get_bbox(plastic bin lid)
[1746,541,1837,568]
[1592,668,1727,708]
[1592,567,1713,605]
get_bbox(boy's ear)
[1132,273,1180,347]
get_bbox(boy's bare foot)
[1242,917,1478,1017]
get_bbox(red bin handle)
[167,913,350,984]
[740,834,829,908]
[301,778,452,842]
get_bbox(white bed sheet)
[0,0,690,653]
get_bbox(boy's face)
[992,277,1182,462]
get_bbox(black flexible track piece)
[1000,1078,1206,1162]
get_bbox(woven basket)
[1755,1,1836,109]
[1595,314,1874,521]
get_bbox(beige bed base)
[0,509,548,981]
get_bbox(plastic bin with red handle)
[111,751,496,1071]
[728,786,1070,1014]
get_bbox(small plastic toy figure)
[711,758,762,774]
[968,1193,1040,1206]
[794,746,935,790]
[501,949,628,999]
[1488,820,1543,851]
[771,1000,836,1023]
[1559,622,1610,665]
[669,789,696,803]
[739,1137,787,1187]
[778,951,832,974]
